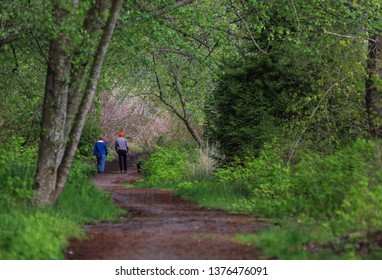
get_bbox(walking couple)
[93,132,130,174]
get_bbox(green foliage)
[77,115,104,159]
[141,144,195,185]
[0,210,83,260]
[175,179,254,214]
[0,143,122,259]
[0,50,44,146]
[0,145,36,208]
[206,0,368,162]
[206,53,313,160]
[288,140,382,226]
[54,162,124,223]
[224,139,382,259]
[216,143,292,217]
[212,139,382,223]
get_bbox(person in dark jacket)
[115,132,129,173]
[93,137,108,174]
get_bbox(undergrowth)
[0,146,122,260]
[139,139,382,259]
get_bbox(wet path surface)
[66,161,268,260]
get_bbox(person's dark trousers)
[117,150,128,173]
[96,156,101,173]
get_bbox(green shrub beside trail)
[141,144,197,186]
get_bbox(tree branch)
[152,53,184,119]
[0,36,19,48]
[286,79,344,166]
[231,4,270,54]
[10,44,19,72]
[325,31,376,42]
[157,0,194,16]
[172,68,188,119]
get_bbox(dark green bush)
[205,54,312,161]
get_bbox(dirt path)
[66,160,268,260]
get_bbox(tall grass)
[0,153,122,259]
[54,162,124,223]
[0,209,83,260]
[176,179,254,214]
[138,143,253,213]
[186,145,218,180]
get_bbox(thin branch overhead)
[230,5,270,54]
[157,0,194,16]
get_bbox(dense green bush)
[142,144,195,185]
[288,140,382,228]
[216,143,292,217]
[212,139,382,226]
[205,54,313,161]
[230,139,382,259]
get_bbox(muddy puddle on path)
[66,161,268,260]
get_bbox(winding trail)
[66,160,268,260]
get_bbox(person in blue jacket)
[93,136,108,174]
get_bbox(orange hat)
[119,132,124,137]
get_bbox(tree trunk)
[65,0,110,138]
[54,0,124,202]
[365,35,382,138]
[33,9,72,205]
[33,0,124,205]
